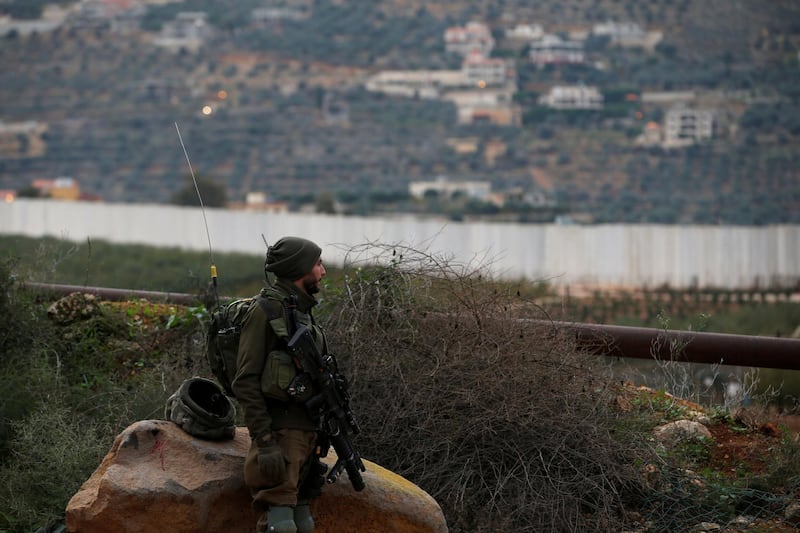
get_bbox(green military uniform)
[232,237,327,533]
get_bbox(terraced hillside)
[0,0,799,223]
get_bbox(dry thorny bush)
[323,243,649,532]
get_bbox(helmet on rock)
[165,377,236,440]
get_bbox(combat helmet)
[165,377,236,440]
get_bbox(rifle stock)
[287,325,366,492]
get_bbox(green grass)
[1,234,269,297]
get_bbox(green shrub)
[0,403,111,531]
[0,253,212,531]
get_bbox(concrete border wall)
[2,199,798,289]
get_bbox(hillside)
[0,0,799,224]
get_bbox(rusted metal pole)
[547,320,800,371]
[20,281,210,307]
[21,282,800,370]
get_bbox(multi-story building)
[228,192,289,213]
[538,85,603,110]
[364,66,519,126]
[444,21,494,57]
[364,70,465,99]
[664,107,714,147]
[0,4,66,36]
[461,52,513,87]
[366,21,518,127]
[444,89,521,126]
[252,6,309,22]
[0,120,47,158]
[31,177,81,200]
[409,177,491,200]
[504,23,544,42]
[529,34,585,66]
[110,5,146,34]
[592,21,647,47]
[153,11,211,51]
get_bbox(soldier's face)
[299,257,326,295]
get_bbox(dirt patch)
[707,423,775,477]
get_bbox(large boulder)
[66,420,447,533]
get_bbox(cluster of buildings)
[0,0,211,51]
[362,19,716,212]
[366,19,715,148]
[3,2,715,145]
[505,20,662,65]
[366,21,520,126]
[2,5,719,210]
[407,174,554,213]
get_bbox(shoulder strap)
[256,288,324,351]
[253,293,284,322]
[286,293,328,354]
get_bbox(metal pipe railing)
[547,320,800,371]
[21,282,800,370]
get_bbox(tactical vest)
[259,286,326,405]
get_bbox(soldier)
[233,236,328,533]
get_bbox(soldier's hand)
[257,438,287,481]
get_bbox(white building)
[0,120,48,158]
[592,21,646,47]
[0,3,68,36]
[365,66,518,126]
[252,6,309,21]
[529,34,585,66]
[110,5,145,34]
[364,70,465,99]
[445,21,494,57]
[538,85,603,110]
[664,107,714,147]
[504,23,544,42]
[409,177,491,200]
[444,89,520,126]
[364,32,518,127]
[153,11,211,51]
[593,21,663,50]
[461,52,512,87]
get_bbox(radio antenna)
[175,121,219,309]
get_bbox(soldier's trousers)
[244,428,317,508]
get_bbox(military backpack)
[205,288,286,397]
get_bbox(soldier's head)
[265,236,325,295]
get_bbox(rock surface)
[66,420,447,533]
[653,419,713,448]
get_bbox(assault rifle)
[286,324,366,492]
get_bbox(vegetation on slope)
[1,1,799,223]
